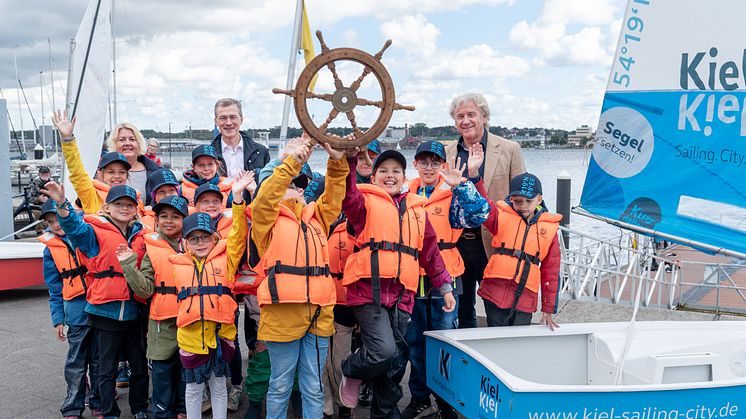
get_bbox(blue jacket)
[42,230,88,327]
[58,207,145,322]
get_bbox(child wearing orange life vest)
[117,195,190,419]
[52,110,147,216]
[181,145,234,207]
[477,172,562,329]
[153,170,252,419]
[140,169,182,231]
[401,141,490,419]
[46,182,150,419]
[38,199,103,418]
[338,149,457,417]
[248,134,349,419]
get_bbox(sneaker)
[133,411,149,419]
[90,408,104,419]
[177,415,187,419]
[242,401,263,419]
[401,398,436,419]
[63,416,80,419]
[115,362,130,388]
[435,397,458,419]
[227,385,242,412]
[339,406,352,418]
[358,380,373,407]
[201,387,211,413]
[339,375,363,409]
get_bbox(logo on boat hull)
[594,107,655,179]
[439,348,451,380]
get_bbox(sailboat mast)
[48,38,58,156]
[279,0,303,143]
[12,47,26,156]
[40,71,46,158]
[111,0,117,125]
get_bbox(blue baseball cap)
[192,144,220,163]
[373,149,406,173]
[98,152,131,170]
[39,199,57,219]
[415,140,446,161]
[106,184,139,204]
[301,163,313,179]
[194,182,223,204]
[367,139,381,156]
[148,169,180,193]
[152,195,189,217]
[182,212,215,238]
[507,173,543,199]
[304,176,325,203]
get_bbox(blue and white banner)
[580,0,746,254]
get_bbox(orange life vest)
[170,240,237,328]
[215,210,233,240]
[256,202,336,307]
[91,179,146,216]
[182,177,232,207]
[342,184,427,307]
[79,215,147,305]
[233,206,259,296]
[141,209,156,231]
[38,232,89,301]
[327,217,354,305]
[144,232,180,320]
[483,201,561,294]
[408,179,464,278]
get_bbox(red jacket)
[475,181,561,314]
[342,157,452,314]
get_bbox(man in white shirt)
[210,98,270,178]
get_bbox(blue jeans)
[404,296,459,401]
[151,353,186,418]
[266,332,329,419]
[61,325,101,416]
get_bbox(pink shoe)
[177,414,188,419]
[339,375,363,409]
[90,408,104,419]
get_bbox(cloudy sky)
[0,0,625,133]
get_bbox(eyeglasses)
[416,161,442,169]
[216,115,241,122]
[187,234,213,245]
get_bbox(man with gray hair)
[445,92,526,329]
[210,98,270,178]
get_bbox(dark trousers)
[405,297,459,401]
[342,304,411,419]
[96,324,149,417]
[484,300,532,327]
[457,234,488,328]
[151,353,186,418]
[61,325,101,416]
[229,310,243,386]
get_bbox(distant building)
[568,125,593,146]
[510,130,547,148]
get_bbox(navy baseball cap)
[106,184,139,204]
[304,176,325,203]
[98,152,131,170]
[39,199,57,219]
[291,174,309,190]
[193,182,223,204]
[301,163,313,179]
[373,149,407,173]
[415,140,446,161]
[182,212,215,238]
[507,173,543,199]
[367,139,382,156]
[148,169,180,193]
[192,144,220,163]
[152,195,189,217]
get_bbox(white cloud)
[380,15,440,59]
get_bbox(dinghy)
[0,242,45,291]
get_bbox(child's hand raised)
[441,155,466,189]
[115,243,134,262]
[51,109,76,139]
[232,170,256,201]
[40,181,66,205]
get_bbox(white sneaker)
[227,385,242,412]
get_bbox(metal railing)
[558,226,746,315]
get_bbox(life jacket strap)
[60,266,89,280]
[177,285,233,301]
[493,246,541,265]
[92,267,124,279]
[437,240,457,250]
[266,262,331,304]
[155,281,178,295]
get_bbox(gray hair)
[147,138,159,147]
[449,93,490,129]
[214,98,243,117]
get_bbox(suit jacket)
[445,131,526,256]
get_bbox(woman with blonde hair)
[106,122,162,204]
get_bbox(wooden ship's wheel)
[273,31,414,149]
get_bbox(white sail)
[64,0,112,201]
